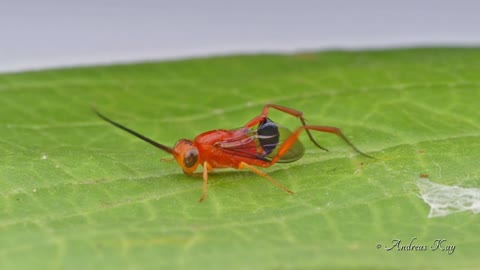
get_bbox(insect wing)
[217,124,304,163]
[264,125,304,163]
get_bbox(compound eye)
[183,148,199,168]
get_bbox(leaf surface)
[1,48,479,269]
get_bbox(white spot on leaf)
[417,178,480,218]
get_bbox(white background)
[1,0,479,73]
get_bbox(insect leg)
[270,125,373,165]
[244,104,301,128]
[261,104,330,152]
[245,104,329,152]
[244,115,268,128]
[261,103,304,116]
[199,161,212,202]
[238,162,294,194]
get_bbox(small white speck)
[33,188,37,193]
[41,154,48,160]
[212,109,224,115]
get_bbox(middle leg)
[238,161,294,194]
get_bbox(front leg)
[199,161,213,202]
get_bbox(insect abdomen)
[258,118,280,155]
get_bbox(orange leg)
[236,124,371,195]
[270,125,373,164]
[199,161,213,202]
[238,162,294,194]
[245,104,329,152]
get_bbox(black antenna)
[93,108,174,154]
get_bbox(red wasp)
[94,104,372,202]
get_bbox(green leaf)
[1,48,479,269]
